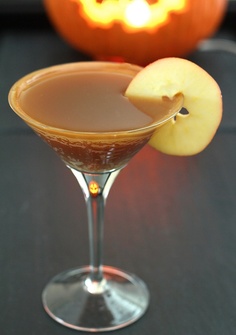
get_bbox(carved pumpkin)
[89,181,100,196]
[44,0,227,65]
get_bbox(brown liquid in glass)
[17,70,176,172]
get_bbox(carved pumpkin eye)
[79,0,187,29]
[44,0,227,65]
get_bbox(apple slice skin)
[125,57,223,156]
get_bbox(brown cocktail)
[9,61,183,332]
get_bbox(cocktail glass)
[8,62,183,332]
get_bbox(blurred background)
[0,0,235,65]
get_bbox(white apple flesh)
[125,57,223,156]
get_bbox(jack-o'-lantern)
[89,181,100,196]
[44,0,227,65]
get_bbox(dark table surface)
[1,1,236,335]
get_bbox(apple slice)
[125,57,222,156]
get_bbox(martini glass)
[9,62,183,332]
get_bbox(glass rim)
[8,61,181,137]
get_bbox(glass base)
[42,266,150,332]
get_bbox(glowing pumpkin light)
[125,0,151,28]
[44,0,227,65]
[89,181,100,197]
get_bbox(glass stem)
[69,167,121,291]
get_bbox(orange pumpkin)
[44,0,227,65]
[89,181,100,197]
